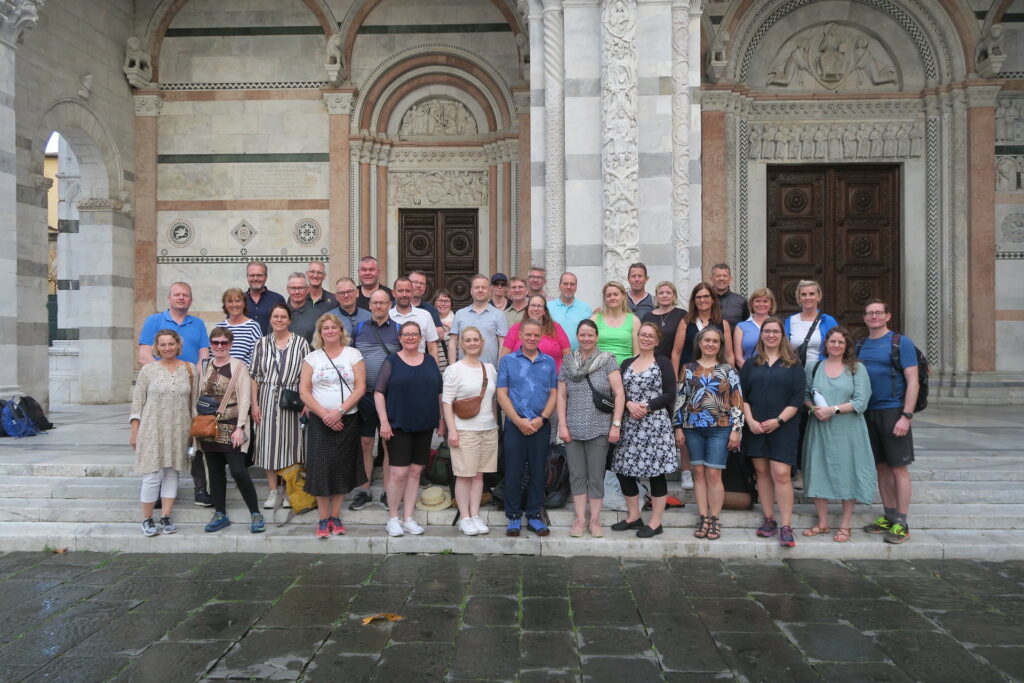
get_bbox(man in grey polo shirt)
[286,272,320,343]
[325,276,370,336]
[711,262,749,327]
[449,273,508,366]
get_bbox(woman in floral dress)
[610,321,678,538]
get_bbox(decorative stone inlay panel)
[387,170,487,207]
[230,220,256,247]
[399,99,478,137]
[747,121,923,160]
[601,0,640,285]
[766,23,898,92]
[293,218,322,246]
[167,219,195,248]
[1001,214,1024,244]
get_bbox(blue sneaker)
[527,516,550,537]
[205,511,231,532]
[506,518,521,537]
[251,513,265,534]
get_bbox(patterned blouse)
[674,361,745,430]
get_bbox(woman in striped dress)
[214,288,264,366]
[250,303,311,508]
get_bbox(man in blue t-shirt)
[497,319,557,537]
[137,281,210,365]
[858,299,919,545]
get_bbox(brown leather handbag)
[190,361,239,439]
[451,366,488,419]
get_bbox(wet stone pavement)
[0,552,1022,682]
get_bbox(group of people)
[130,258,918,547]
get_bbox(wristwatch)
[776,416,786,425]
[833,406,841,415]
[902,411,914,420]
[612,420,621,427]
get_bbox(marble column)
[0,0,42,398]
[323,91,353,278]
[132,92,161,346]
[671,0,703,294]
[515,90,531,276]
[542,0,565,298]
[76,198,135,403]
[600,0,639,285]
[49,138,81,403]
[374,143,389,276]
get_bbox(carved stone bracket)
[30,172,52,191]
[123,36,153,89]
[387,170,487,206]
[0,0,42,48]
[133,94,163,117]
[601,0,639,285]
[323,91,354,116]
[977,24,1006,79]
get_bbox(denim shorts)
[683,426,732,470]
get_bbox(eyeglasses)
[762,330,782,335]
[336,289,357,296]
[210,340,231,347]
[400,332,420,338]
[287,286,308,291]
[864,311,887,317]
[695,295,713,300]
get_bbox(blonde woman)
[299,313,366,539]
[734,287,777,368]
[213,288,263,366]
[443,326,498,536]
[591,281,640,364]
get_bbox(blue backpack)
[1,399,40,438]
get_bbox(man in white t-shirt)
[389,276,440,364]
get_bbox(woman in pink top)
[501,295,571,371]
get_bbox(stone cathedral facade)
[1,0,1022,405]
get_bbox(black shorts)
[387,428,433,467]
[358,395,379,438]
[865,407,915,468]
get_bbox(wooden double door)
[398,209,479,309]
[766,165,901,336]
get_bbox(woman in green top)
[591,281,639,364]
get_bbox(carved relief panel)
[764,23,899,93]
[767,165,901,334]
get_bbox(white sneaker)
[401,518,425,535]
[263,489,279,509]
[386,517,404,537]
[472,516,490,535]
[458,517,478,536]
[681,470,694,490]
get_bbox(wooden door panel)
[767,165,899,336]
[399,209,479,309]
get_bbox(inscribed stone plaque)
[239,163,323,199]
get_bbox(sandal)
[693,514,709,539]
[833,528,851,543]
[706,516,721,541]
[802,525,831,537]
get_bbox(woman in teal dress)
[802,326,877,543]
[591,281,639,364]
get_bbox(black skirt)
[303,413,366,496]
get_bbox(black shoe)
[611,518,644,532]
[636,524,663,538]
[193,489,213,507]
[379,491,388,508]
[349,489,372,511]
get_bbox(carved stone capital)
[0,0,42,48]
[966,85,1000,109]
[700,90,733,111]
[322,91,354,115]
[541,0,563,13]
[133,94,163,117]
[31,172,52,191]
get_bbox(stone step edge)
[0,522,1019,561]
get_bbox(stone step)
[0,521,1019,560]
[1,497,1021,531]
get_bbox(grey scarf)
[564,349,614,382]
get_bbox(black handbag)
[195,395,220,415]
[585,373,615,414]
[278,389,303,411]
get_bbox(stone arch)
[354,47,515,133]
[143,0,338,82]
[339,0,526,81]
[32,99,124,201]
[720,0,975,87]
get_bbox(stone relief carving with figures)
[995,97,1024,145]
[601,0,640,285]
[387,171,486,207]
[766,23,898,92]
[747,121,922,161]
[399,99,478,138]
[996,156,1024,192]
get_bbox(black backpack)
[18,395,53,431]
[857,332,929,412]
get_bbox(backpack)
[1,399,40,438]
[856,332,930,413]
[543,445,571,509]
[18,396,53,431]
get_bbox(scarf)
[563,348,614,382]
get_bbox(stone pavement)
[0,551,1022,682]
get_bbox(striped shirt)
[214,318,264,366]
